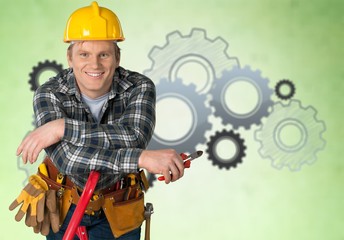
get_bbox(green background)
[1,0,343,239]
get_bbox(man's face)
[67,41,119,99]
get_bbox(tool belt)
[38,157,149,238]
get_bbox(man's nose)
[90,56,101,68]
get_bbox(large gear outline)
[206,129,246,170]
[147,78,212,187]
[143,28,240,94]
[210,65,274,129]
[29,60,64,91]
[275,79,296,100]
[254,100,326,171]
[148,78,212,153]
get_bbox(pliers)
[158,151,203,181]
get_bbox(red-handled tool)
[63,171,100,240]
[158,150,203,181]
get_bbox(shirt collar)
[109,66,133,99]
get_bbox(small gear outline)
[206,129,246,170]
[28,60,64,91]
[148,78,212,153]
[143,28,240,94]
[209,65,274,129]
[275,79,296,100]
[254,100,326,171]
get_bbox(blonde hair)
[67,41,121,62]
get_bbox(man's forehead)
[70,40,117,50]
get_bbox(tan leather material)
[9,174,48,225]
[102,193,145,238]
[139,170,149,192]
[60,188,72,225]
[39,156,148,237]
[70,186,105,215]
[42,157,74,188]
[46,190,60,233]
[38,172,71,191]
[70,183,143,215]
[37,158,73,228]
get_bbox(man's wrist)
[138,150,146,169]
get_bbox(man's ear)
[66,51,73,67]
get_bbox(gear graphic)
[254,100,326,171]
[148,78,212,154]
[210,65,274,129]
[147,173,157,188]
[29,60,64,91]
[275,79,296,100]
[206,129,246,169]
[143,28,239,94]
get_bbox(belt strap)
[42,157,74,188]
[71,186,105,215]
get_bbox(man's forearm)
[17,118,65,164]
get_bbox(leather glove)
[46,190,60,233]
[32,189,60,236]
[9,174,48,226]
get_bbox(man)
[16,2,185,239]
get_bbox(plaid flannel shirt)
[34,66,156,190]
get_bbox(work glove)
[9,174,48,227]
[32,189,60,235]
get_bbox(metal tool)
[158,150,203,181]
[144,203,154,240]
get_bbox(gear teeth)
[149,78,212,154]
[210,65,274,129]
[206,129,246,170]
[28,60,64,92]
[166,30,183,42]
[275,79,296,100]
[190,28,207,40]
[254,99,326,171]
[213,37,228,51]
[149,46,162,59]
[143,28,239,93]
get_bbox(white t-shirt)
[81,93,110,123]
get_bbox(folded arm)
[17,78,156,176]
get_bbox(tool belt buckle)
[57,187,65,199]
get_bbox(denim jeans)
[46,204,141,240]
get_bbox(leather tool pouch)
[38,158,73,225]
[38,157,147,238]
[102,184,145,238]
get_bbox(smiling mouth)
[86,72,104,77]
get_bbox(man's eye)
[79,53,88,58]
[100,53,109,58]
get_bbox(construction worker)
[14,1,185,239]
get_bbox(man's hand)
[17,119,65,164]
[138,149,185,184]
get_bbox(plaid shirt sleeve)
[34,73,156,182]
[63,80,155,150]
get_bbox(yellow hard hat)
[64,1,125,42]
